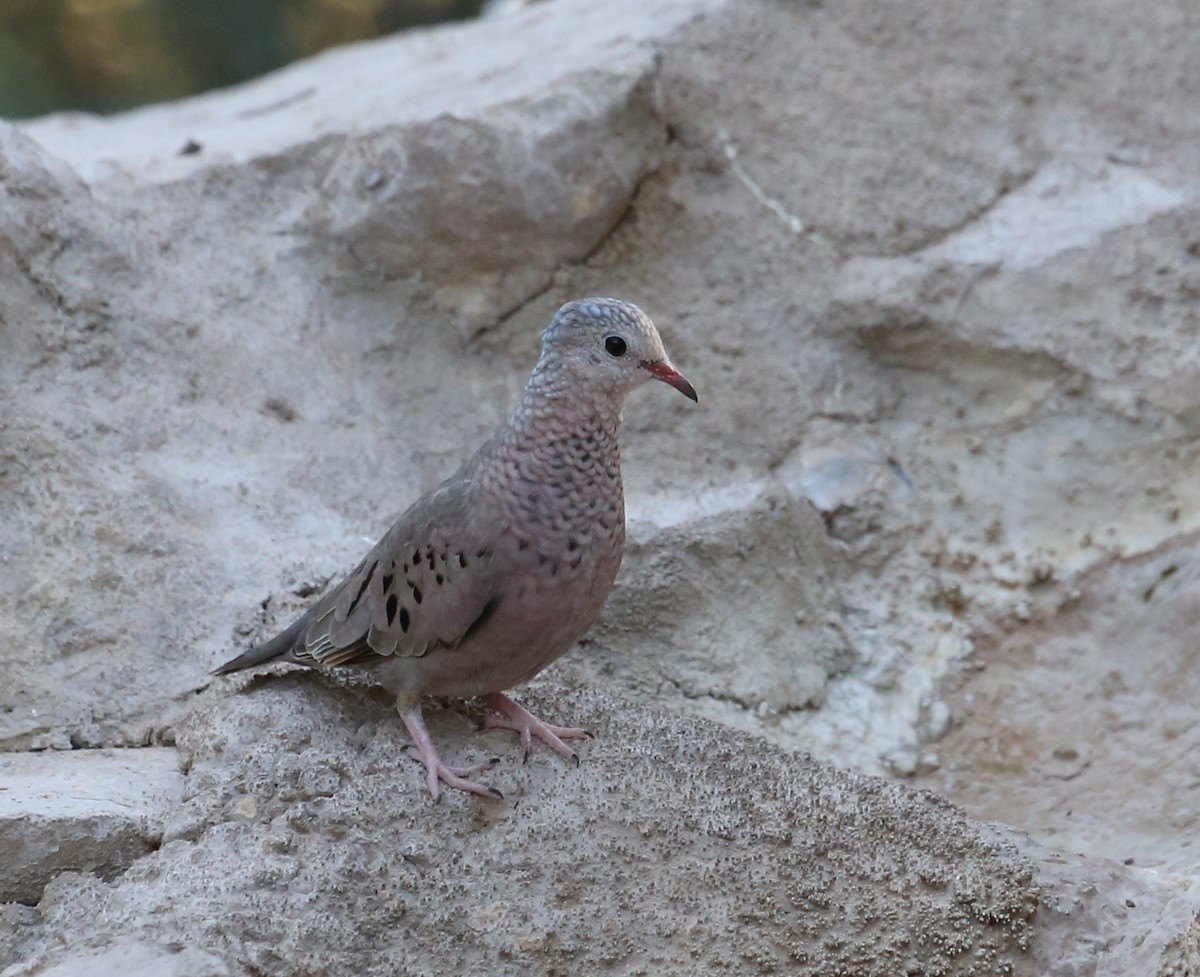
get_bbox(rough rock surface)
[7,682,1044,976]
[3,0,1200,973]
[0,749,182,904]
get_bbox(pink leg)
[481,692,591,765]
[399,702,503,802]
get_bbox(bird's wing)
[295,478,505,668]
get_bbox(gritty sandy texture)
[4,0,1200,972]
[11,680,1041,976]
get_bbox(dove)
[214,298,697,800]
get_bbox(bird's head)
[540,298,697,403]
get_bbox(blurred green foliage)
[0,0,485,119]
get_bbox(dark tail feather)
[213,612,311,676]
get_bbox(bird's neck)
[479,359,628,521]
[506,356,626,448]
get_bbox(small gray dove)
[215,298,697,799]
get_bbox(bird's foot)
[442,757,501,778]
[427,760,503,802]
[480,691,591,765]
[399,703,504,802]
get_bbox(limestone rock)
[0,749,182,904]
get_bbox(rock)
[19,0,726,329]
[304,80,663,332]
[603,487,853,714]
[924,163,1187,272]
[3,942,231,977]
[18,683,1045,977]
[0,749,183,904]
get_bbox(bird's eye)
[604,335,627,357]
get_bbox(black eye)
[604,335,627,357]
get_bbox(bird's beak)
[642,359,698,402]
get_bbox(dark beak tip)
[643,359,699,404]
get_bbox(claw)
[399,703,504,801]
[481,692,590,764]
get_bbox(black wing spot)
[518,538,529,551]
[458,553,468,568]
[476,547,488,558]
[412,585,423,604]
[566,539,580,552]
[412,549,421,565]
[346,560,377,616]
[435,573,444,585]
[551,561,560,577]
[386,594,398,626]
[399,606,410,632]
[462,596,501,644]
[381,573,394,593]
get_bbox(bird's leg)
[398,701,503,801]
[480,692,591,765]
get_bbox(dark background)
[0,0,486,118]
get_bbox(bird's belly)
[377,549,620,699]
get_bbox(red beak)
[642,360,698,402]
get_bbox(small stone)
[160,808,207,845]
[925,700,952,741]
[28,729,73,751]
[887,749,920,777]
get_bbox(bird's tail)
[212,612,310,675]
